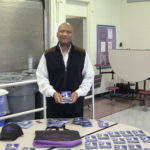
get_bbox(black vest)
[45,44,85,92]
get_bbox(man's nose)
[62,31,68,35]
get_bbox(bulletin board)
[96,25,116,68]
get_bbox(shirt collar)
[59,43,72,54]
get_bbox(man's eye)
[67,31,71,33]
[59,30,71,34]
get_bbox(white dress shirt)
[36,46,94,98]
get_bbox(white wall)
[48,0,150,93]
[48,0,123,94]
[121,0,150,90]
[121,1,150,49]
[91,0,123,94]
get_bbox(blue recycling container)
[0,89,9,126]
[0,119,5,127]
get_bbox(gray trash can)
[7,84,35,122]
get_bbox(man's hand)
[53,92,64,104]
[70,92,78,104]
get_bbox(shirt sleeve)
[36,54,56,97]
[75,52,95,97]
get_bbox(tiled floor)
[84,95,150,133]
[101,105,150,133]
[84,95,132,119]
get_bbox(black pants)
[46,97,84,118]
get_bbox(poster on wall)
[97,25,116,68]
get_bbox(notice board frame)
[96,25,116,69]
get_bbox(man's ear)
[72,32,75,39]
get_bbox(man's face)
[57,24,73,45]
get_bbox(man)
[36,22,94,118]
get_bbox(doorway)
[66,17,86,49]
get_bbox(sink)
[0,71,36,84]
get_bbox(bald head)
[58,22,74,33]
[57,22,74,46]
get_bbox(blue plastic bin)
[0,119,5,127]
[0,89,9,126]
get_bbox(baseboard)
[95,92,109,98]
